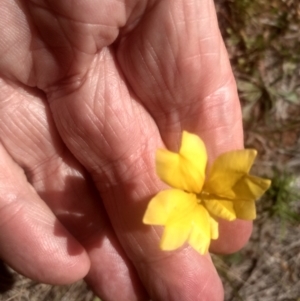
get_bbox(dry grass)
[214,0,300,300]
[0,262,96,301]
[1,0,300,300]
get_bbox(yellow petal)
[233,175,271,201]
[143,189,197,225]
[188,205,212,254]
[158,190,198,251]
[160,219,191,250]
[205,149,257,198]
[209,216,219,240]
[156,131,207,193]
[233,200,256,220]
[203,199,236,221]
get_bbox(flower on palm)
[143,131,271,254]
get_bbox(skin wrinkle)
[202,94,240,133]
[55,18,118,55]
[27,6,95,90]
[0,109,60,168]
[43,54,90,96]
[167,7,180,65]
[24,206,54,228]
[82,95,106,138]
[123,230,146,261]
[130,43,151,87]
[56,18,95,56]
[26,220,79,269]
[0,3,149,296]
[52,99,93,157]
[198,73,239,109]
[136,249,217,301]
[164,43,183,96]
[188,269,210,301]
[0,125,38,163]
[93,139,160,260]
[215,123,242,150]
[202,53,219,58]
[82,63,154,180]
[154,12,183,99]
[16,109,48,142]
[49,11,120,28]
[102,112,129,158]
[25,153,65,185]
[0,91,18,113]
[103,102,127,144]
[137,244,189,266]
[28,6,73,51]
[0,5,28,47]
[181,51,215,62]
[130,170,155,200]
[34,0,150,51]
[120,0,149,35]
[31,161,109,246]
[117,2,225,128]
[43,0,127,25]
[0,0,250,299]
[164,32,179,83]
[92,133,155,193]
[181,0,202,43]
[196,271,213,301]
[202,104,241,135]
[121,152,153,187]
[92,55,127,132]
[0,37,26,62]
[0,197,24,229]
[183,0,212,61]
[33,5,74,51]
[145,39,173,100]
[0,87,137,288]
[163,111,185,135]
[0,187,54,233]
[134,42,169,110]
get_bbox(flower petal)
[209,216,219,240]
[205,149,258,198]
[160,219,191,250]
[203,199,236,221]
[188,205,212,254]
[233,175,271,201]
[156,131,207,193]
[233,200,256,220]
[157,190,198,250]
[143,189,199,251]
[143,189,197,225]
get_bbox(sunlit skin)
[0,1,252,300]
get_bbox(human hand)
[0,1,251,300]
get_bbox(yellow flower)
[143,131,271,254]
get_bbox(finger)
[48,48,224,300]
[9,0,224,298]
[0,143,90,284]
[0,79,147,300]
[116,0,251,253]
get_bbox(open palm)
[0,1,251,300]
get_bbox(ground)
[1,0,300,300]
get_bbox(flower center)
[196,191,210,204]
